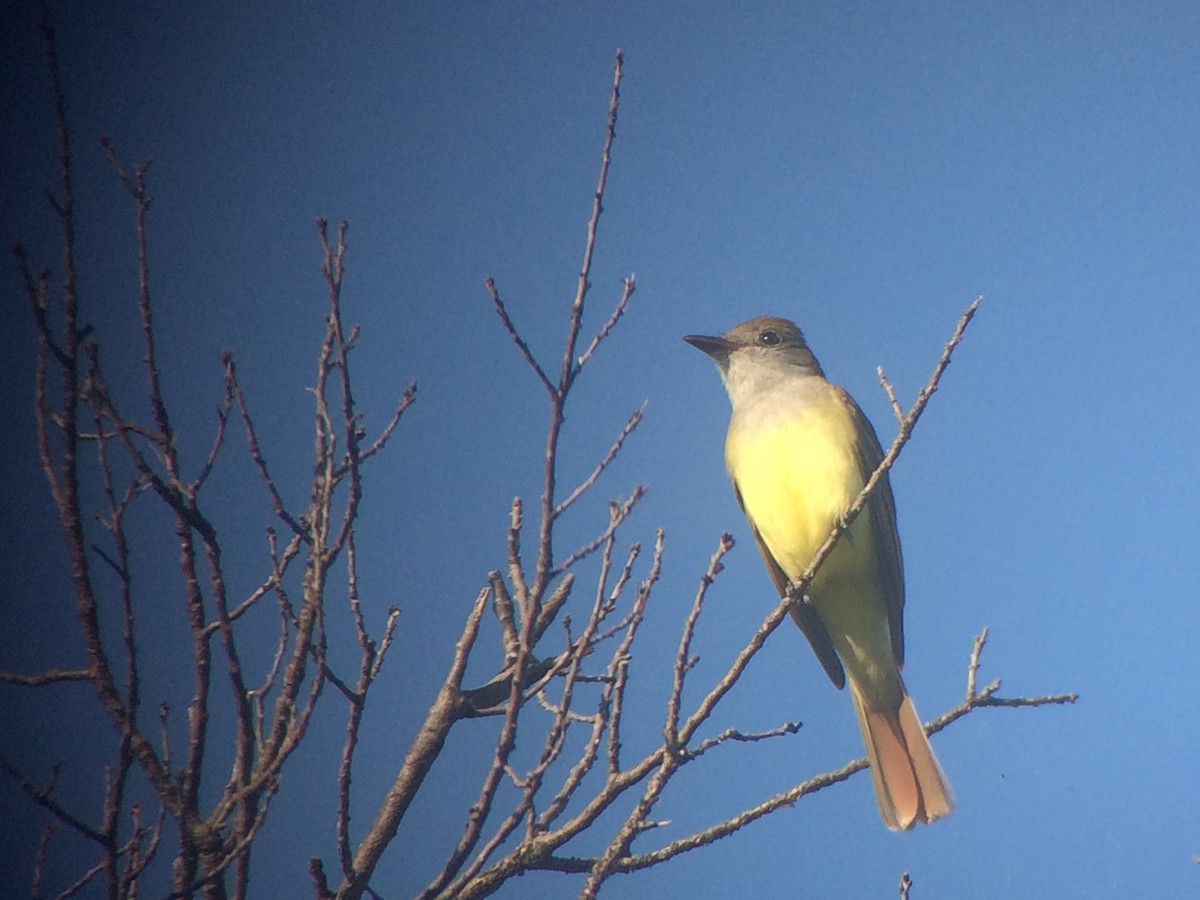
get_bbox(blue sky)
[3,2,1199,897]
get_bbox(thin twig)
[0,753,105,843]
[227,352,306,537]
[666,533,734,745]
[561,50,625,393]
[191,370,234,492]
[687,721,803,759]
[966,626,988,699]
[0,668,92,686]
[356,381,417,465]
[877,365,904,423]
[554,403,645,518]
[552,487,646,577]
[484,277,554,396]
[575,275,636,371]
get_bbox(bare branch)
[533,531,649,832]
[530,631,1074,880]
[53,853,109,898]
[484,276,554,396]
[666,533,735,745]
[574,274,636,371]
[340,587,491,896]
[505,497,531,627]
[20,10,183,841]
[552,486,646,577]
[0,668,92,686]
[966,626,988,699]
[532,573,575,648]
[371,606,401,681]
[489,571,520,663]
[228,352,306,537]
[687,721,803,759]
[428,616,538,895]
[191,371,234,492]
[32,824,53,898]
[357,380,417,465]
[335,533,397,879]
[560,50,625,393]
[554,403,645,518]
[101,138,179,483]
[602,542,646,776]
[877,364,904,423]
[0,754,105,844]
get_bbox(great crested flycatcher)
[685,315,953,830]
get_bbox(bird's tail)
[849,677,954,830]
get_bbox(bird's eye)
[759,330,781,346]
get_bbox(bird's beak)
[683,333,736,361]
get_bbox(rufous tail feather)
[849,679,954,830]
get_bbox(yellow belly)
[725,388,898,700]
[725,392,863,580]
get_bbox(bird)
[684,315,953,830]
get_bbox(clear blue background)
[3,2,1198,897]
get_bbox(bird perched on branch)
[685,315,953,830]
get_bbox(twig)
[0,668,92,686]
[603,536,659,777]
[554,403,645,518]
[191,365,234,492]
[966,627,988,699]
[687,721,803,759]
[877,365,904,423]
[484,277,554,396]
[552,487,646,577]
[227,352,306,537]
[666,533,734,746]
[101,138,179,486]
[575,275,636,370]
[32,824,53,898]
[561,50,625,392]
[489,571,520,663]
[340,587,491,897]
[356,381,417,465]
[0,753,105,843]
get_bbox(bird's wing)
[843,393,907,668]
[733,479,847,690]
